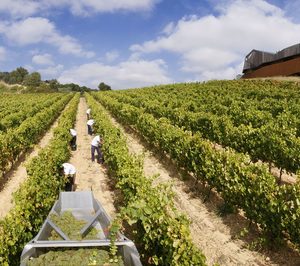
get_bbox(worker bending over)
[70,128,77,151]
[87,119,94,135]
[61,163,76,191]
[91,135,103,164]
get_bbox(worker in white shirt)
[87,119,94,135]
[91,135,103,163]
[86,108,91,120]
[61,163,76,191]
[69,129,77,151]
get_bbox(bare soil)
[69,97,116,218]
[108,115,300,266]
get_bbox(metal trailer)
[20,191,142,266]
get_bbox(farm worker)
[91,135,104,164]
[61,163,76,191]
[69,129,77,150]
[87,119,94,135]
[86,108,91,120]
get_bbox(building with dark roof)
[242,43,300,78]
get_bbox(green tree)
[48,79,59,91]
[0,72,10,83]
[23,72,41,87]
[98,82,111,91]
[9,67,28,84]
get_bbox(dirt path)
[70,97,116,218]
[0,110,62,219]
[107,115,300,266]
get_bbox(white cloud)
[58,59,172,89]
[0,46,7,61]
[38,64,64,78]
[0,17,94,58]
[0,0,40,18]
[196,61,244,81]
[180,48,240,73]
[32,53,54,65]
[0,0,161,17]
[162,22,175,35]
[131,0,300,79]
[105,50,119,62]
[57,0,161,16]
[4,18,55,45]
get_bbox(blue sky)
[0,0,300,90]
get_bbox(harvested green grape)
[27,248,124,266]
[49,211,99,240]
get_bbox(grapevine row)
[0,94,62,132]
[0,93,80,266]
[92,92,300,249]
[85,93,206,266]
[0,94,46,120]
[117,80,300,120]
[0,94,72,179]
[104,82,300,176]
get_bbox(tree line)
[0,67,112,92]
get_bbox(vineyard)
[0,93,72,179]
[1,79,300,265]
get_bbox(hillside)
[251,76,300,83]
[0,81,25,93]
[2,79,300,265]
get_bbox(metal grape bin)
[20,191,142,266]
